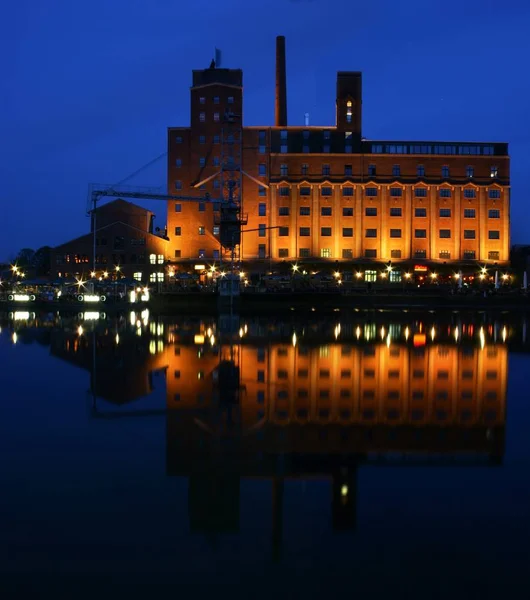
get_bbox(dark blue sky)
[1,0,529,261]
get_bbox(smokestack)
[275,36,287,127]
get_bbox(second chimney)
[275,36,287,127]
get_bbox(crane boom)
[87,183,212,214]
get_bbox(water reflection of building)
[166,342,507,548]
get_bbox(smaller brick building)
[52,199,169,283]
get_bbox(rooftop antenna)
[304,113,310,126]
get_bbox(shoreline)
[1,291,529,314]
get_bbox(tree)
[14,248,35,268]
[31,246,52,276]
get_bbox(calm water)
[1,309,530,597]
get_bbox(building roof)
[53,221,168,250]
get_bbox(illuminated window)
[213,226,220,236]
[281,130,288,140]
[156,272,164,282]
[342,249,353,259]
[488,251,500,260]
[157,254,164,264]
[198,226,205,235]
[133,272,142,281]
[320,248,331,258]
[149,273,156,282]
[149,254,156,264]
[439,251,451,259]
[281,145,288,153]
[365,269,377,281]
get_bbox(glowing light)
[292,332,297,347]
[380,326,386,340]
[149,341,156,355]
[130,312,136,326]
[502,326,507,343]
[430,272,437,280]
[481,267,488,275]
[341,485,348,497]
[129,290,137,303]
[454,327,459,342]
[479,273,486,280]
[136,320,141,328]
[430,326,436,341]
[292,264,299,272]
[90,271,96,278]
[405,326,410,341]
[334,324,341,339]
[244,324,248,334]
[115,265,121,271]
[239,327,244,338]
[13,294,31,302]
[83,312,100,320]
[13,311,30,320]
[479,327,485,350]
[194,334,205,344]
[404,272,411,279]
[502,273,509,281]
[103,271,108,278]
[115,334,120,345]
[355,272,363,279]
[454,273,460,279]
[12,332,17,344]
[386,333,391,348]
[355,326,361,340]
[206,327,212,337]
[334,271,341,279]
[239,271,245,279]
[83,295,101,302]
[210,335,215,346]
[380,272,388,279]
[77,325,83,336]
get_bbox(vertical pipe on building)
[275,36,287,127]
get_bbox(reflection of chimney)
[275,36,287,127]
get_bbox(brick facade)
[167,46,510,272]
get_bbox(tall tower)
[336,71,362,136]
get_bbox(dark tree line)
[10,246,52,276]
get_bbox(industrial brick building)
[167,36,510,275]
[52,199,169,282]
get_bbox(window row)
[270,164,499,178]
[198,95,235,105]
